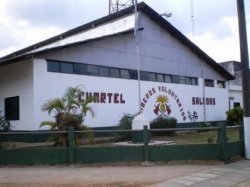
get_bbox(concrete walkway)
[151,159,250,187]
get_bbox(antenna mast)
[190,0,195,39]
[109,0,134,14]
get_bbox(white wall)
[0,60,34,130]
[228,85,243,109]
[33,58,139,129]
[139,78,228,123]
[39,33,137,71]
[33,58,228,130]
[139,12,226,81]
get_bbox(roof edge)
[0,2,234,80]
[0,2,146,62]
[139,4,234,80]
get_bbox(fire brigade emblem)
[154,95,171,116]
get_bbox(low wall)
[0,124,244,165]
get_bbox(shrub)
[226,106,243,126]
[150,115,177,136]
[116,113,135,141]
[0,110,11,149]
[0,111,11,132]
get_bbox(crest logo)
[154,95,171,116]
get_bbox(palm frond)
[80,102,95,117]
[63,86,83,113]
[86,106,95,118]
[40,121,58,130]
[41,98,65,116]
[63,87,79,101]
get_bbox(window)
[234,102,240,108]
[157,74,164,82]
[172,75,179,84]
[47,60,60,72]
[130,70,138,80]
[185,77,198,85]
[5,96,19,120]
[164,75,172,83]
[185,77,192,85]
[140,71,149,81]
[61,62,74,73]
[74,63,86,75]
[217,80,225,88]
[148,73,156,81]
[87,65,99,75]
[120,69,130,79]
[99,66,109,77]
[205,79,214,87]
[179,76,186,84]
[110,68,120,78]
[191,77,198,85]
[46,59,199,85]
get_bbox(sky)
[0,0,249,62]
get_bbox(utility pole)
[132,0,150,144]
[237,0,250,159]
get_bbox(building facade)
[0,3,234,130]
[220,61,243,110]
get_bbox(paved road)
[0,159,249,186]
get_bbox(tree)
[40,85,95,145]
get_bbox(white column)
[244,117,250,159]
[132,114,150,130]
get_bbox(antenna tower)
[190,0,195,39]
[109,0,134,15]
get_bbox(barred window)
[99,66,109,77]
[120,69,130,79]
[205,79,214,87]
[148,73,156,81]
[87,65,99,75]
[74,64,87,75]
[157,74,164,82]
[46,59,199,86]
[217,80,225,88]
[164,75,172,83]
[61,62,73,73]
[110,68,120,78]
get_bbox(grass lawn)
[0,128,241,148]
[151,128,241,145]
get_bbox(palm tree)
[40,85,95,145]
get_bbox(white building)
[0,2,234,130]
[220,61,243,110]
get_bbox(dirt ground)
[0,161,220,187]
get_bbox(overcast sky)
[0,0,249,62]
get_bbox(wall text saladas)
[192,97,216,105]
